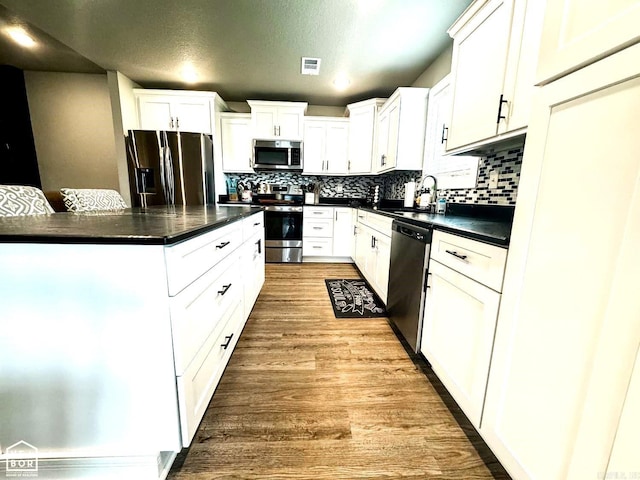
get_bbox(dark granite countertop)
[361,207,512,247]
[0,205,262,245]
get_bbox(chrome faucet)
[418,174,438,204]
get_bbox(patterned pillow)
[0,185,55,216]
[60,188,127,212]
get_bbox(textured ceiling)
[0,0,472,106]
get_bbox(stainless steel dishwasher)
[387,219,432,352]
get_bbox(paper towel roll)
[404,182,416,207]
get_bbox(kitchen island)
[0,206,264,479]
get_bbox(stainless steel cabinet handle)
[216,241,231,249]
[273,125,277,136]
[170,117,174,129]
[176,117,180,129]
[217,283,232,296]
[313,245,322,249]
[441,125,448,144]
[445,249,468,261]
[313,226,322,230]
[221,333,234,349]
[313,211,323,215]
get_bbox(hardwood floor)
[168,263,509,480]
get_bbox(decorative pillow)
[60,188,127,212]
[0,185,55,216]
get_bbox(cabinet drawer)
[359,210,393,237]
[430,230,507,291]
[304,218,333,237]
[303,206,333,219]
[165,221,243,296]
[242,211,264,241]
[177,298,243,447]
[169,252,241,375]
[303,238,333,256]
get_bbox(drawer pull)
[216,241,231,250]
[253,222,261,226]
[446,249,468,261]
[313,245,322,249]
[221,333,234,349]
[313,226,323,230]
[217,283,232,296]
[313,211,323,215]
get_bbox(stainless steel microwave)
[252,139,303,171]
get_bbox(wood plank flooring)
[168,263,509,480]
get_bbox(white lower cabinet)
[302,206,353,261]
[176,295,243,446]
[421,260,500,428]
[420,230,507,430]
[354,211,393,304]
[169,211,264,447]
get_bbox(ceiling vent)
[301,57,321,75]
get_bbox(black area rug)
[324,279,387,318]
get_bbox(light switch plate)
[489,170,499,189]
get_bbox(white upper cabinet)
[135,89,223,134]
[536,0,640,85]
[247,101,307,140]
[220,113,253,173]
[302,117,349,175]
[374,87,429,174]
[346,98,386,175]
[446,0,545,152]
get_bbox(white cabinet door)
[354,222,372,277]
[447,0,515,150]
[376,108,390,173]
[536,0,640,85]
[499,0,546,134]
[173,98,212,134]
[277,107,304,139]
[325,122,349,174]
[303,121,326,173]
[138,96,174,131]
[252,106,278,139]
[381,99,400,172]
[137,92,213,134]
[372,232,391,304]
[348,103,377,174]
[248,102,306,140]
[333,207,354,258]
[421,260,500,429]
[481,43,640,480]
[221,114,253,173]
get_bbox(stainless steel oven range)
[264,204,303,262]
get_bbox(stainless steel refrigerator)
[126,130,215,207]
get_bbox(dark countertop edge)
[359,207,511,247]
[0,208,264,246]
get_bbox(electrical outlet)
[489,170,499,189]
[335,184,344,194]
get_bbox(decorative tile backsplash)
[438,147,523,205]
[224,146,523,205]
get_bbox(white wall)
[107,71,141,205]
[24,72,119,193]
[412,43,453,88]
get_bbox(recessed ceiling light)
[333,75,351,90]
[7,27,36,48]
[181,65,198,84]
